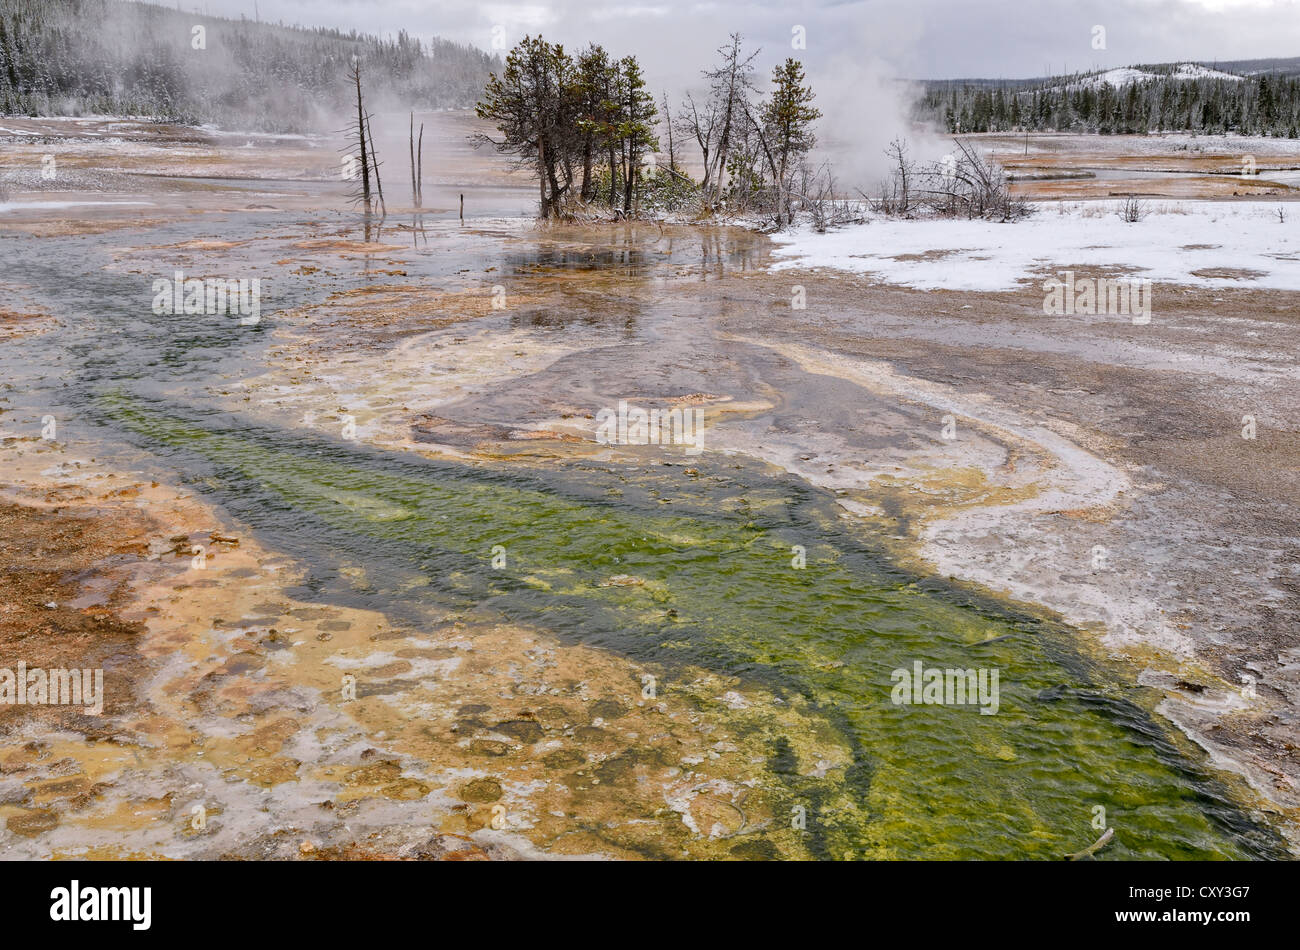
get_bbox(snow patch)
[768,200,1299,291]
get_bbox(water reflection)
[503,222,766,283]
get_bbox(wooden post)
[460,193,464,223]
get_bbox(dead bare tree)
[678,91,718,194]
[918,139,1027,221]
[660,91,676,172]
[347,57,374,214]
[366,110,385,217]
[885,138,914,216]
[409,112,424,208]
[700,33,759,207]
[1117,195,1148,222]
[791,162,864,232]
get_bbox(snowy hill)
[1069,64,1244,90]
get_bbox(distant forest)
[0,0,499,131]
[917,65,1300,137]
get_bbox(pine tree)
[617,54,657,213]
[758,58,821,225]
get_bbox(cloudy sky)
[192,0,1300,84]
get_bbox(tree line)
[917,69,1300,137]
[475,33,821,223]
[0,0,499,132]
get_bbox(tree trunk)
[547,157,564,213]
[353,65,371,212]
[620,144,629,212]
[538,137,549,216]
[624,151,634,213]
[580,139,593,200]
[608,146,617,205]
[662,93,675,171]
[409,112,418,208]
[366,111,384,217]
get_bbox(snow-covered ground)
[0,199,153,213]
[769,200,1300,291]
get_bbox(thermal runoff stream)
[0,204,1287,861]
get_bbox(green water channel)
[101,390,1285,860]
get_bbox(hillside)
[0,0,499,132]
[1065,64,1242,89]
[918,57,1300,135]
[1210,55,1300,78]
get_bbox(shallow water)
[1,209,1287,859]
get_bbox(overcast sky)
[189,0,1300,84]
